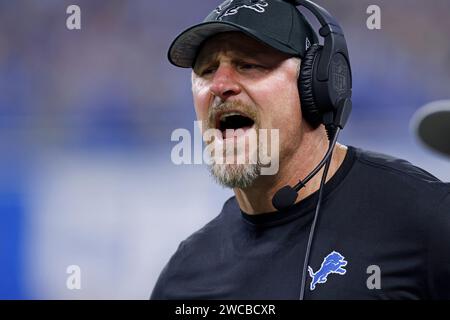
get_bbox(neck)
[234,126,348,215]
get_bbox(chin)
[208,162,261,189]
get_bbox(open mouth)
[216,112,255,139]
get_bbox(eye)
[201,67,216,76]
[237,62,266,72]
[240,63,259,70]
[194,63,217,77]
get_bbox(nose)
[209,64,241,101]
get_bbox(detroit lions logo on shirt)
[308,251,348,291]
[214,0,269,21]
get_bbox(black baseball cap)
[168,0,318,68]
[412,100,450,157]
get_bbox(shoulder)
[150,196,239,299]
[345,146,450,229]
[350,146,450,197]
[347,148,450,298]
[157,196,238,266]
[178,196,239,252]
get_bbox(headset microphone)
[272,0,352,212]
[272,98,351,212]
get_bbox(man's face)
[191,32,304,189]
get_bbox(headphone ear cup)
[299,44,323,127]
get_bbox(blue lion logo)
[308,251,348,291]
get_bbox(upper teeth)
[220,112,242,121]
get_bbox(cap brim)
[412,101,450,156]
[168,21,299,68]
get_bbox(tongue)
[223,126,252,139]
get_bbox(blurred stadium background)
[0,0,449,299]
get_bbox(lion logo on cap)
[214,0,269,21]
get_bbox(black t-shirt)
[151,146,450,299]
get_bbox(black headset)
[273,1,353,212]
[293,0,353,131]
[272,0,353,300]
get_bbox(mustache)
[207,100,260,130]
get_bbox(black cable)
[299,127,339,300]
